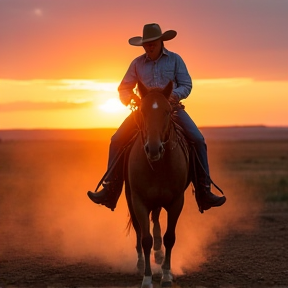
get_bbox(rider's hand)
[131,95,141,107]
[169,94,179,104]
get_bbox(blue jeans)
[171,108,210,176]
[107,108,210,178]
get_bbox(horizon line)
[1,125,288,131]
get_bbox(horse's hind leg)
[151,207,164,265]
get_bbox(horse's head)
[138,80,173,162]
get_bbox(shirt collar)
[144,47,168,62]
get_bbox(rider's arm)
[171,54,192,101]
[118,59,138,106]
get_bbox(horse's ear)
[137,80,149,98]
[163,81,173,99]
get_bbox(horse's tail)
[125,211,133,236]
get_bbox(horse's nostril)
[159,144,164,154]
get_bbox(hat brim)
[129,30,177,46]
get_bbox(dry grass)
[207,139,288,202]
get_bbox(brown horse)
[125,80,190,288]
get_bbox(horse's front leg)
[132,206,144,274]
[160,231,174,287]
[133,200,154,288]
[161,197,184,287]
[151,207,164,265]
[136,230,144,274]
[125,184,144,274]
[141,232,153,288]
[141,219,153,288]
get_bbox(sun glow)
[99,98,127,113]
[1,78,288,129]
[48,80,120,92]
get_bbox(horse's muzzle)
[144,142,165,162]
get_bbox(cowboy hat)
[129,23,177,46]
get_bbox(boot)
[198,185,226,212]
[87,179,123,211]
[88,146,127,211]
[191,151,226,213]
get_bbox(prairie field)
[0,127,288,287]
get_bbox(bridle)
[131,100,178,169]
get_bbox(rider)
[87,23,226,213]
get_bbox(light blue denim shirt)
[118,47,192,105]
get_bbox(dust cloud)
[0,139,262,276]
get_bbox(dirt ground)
[1,202,287,288]
[1,136,288,288]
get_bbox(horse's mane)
[139,86,170,96]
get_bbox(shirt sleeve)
[118,59,138,106]
[172,54,192,100]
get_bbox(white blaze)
[152,101,158,109]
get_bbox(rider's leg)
[172,108,226,212]
[87,112,138,211]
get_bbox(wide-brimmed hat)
[129,23,177,46]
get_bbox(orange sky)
[0,0,287,129]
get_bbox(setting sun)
[98,98,126,113]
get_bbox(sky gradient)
[0,0,287,129]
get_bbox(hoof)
[142,284,153,288]
[142,275,153,288]
[161,269,173,287]
[161,281,172,287]
[160,280,172,287]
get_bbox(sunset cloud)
[0,79,119,92]
[195,78,253,87]
[48,80,119,92]
[0,100,93,112]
